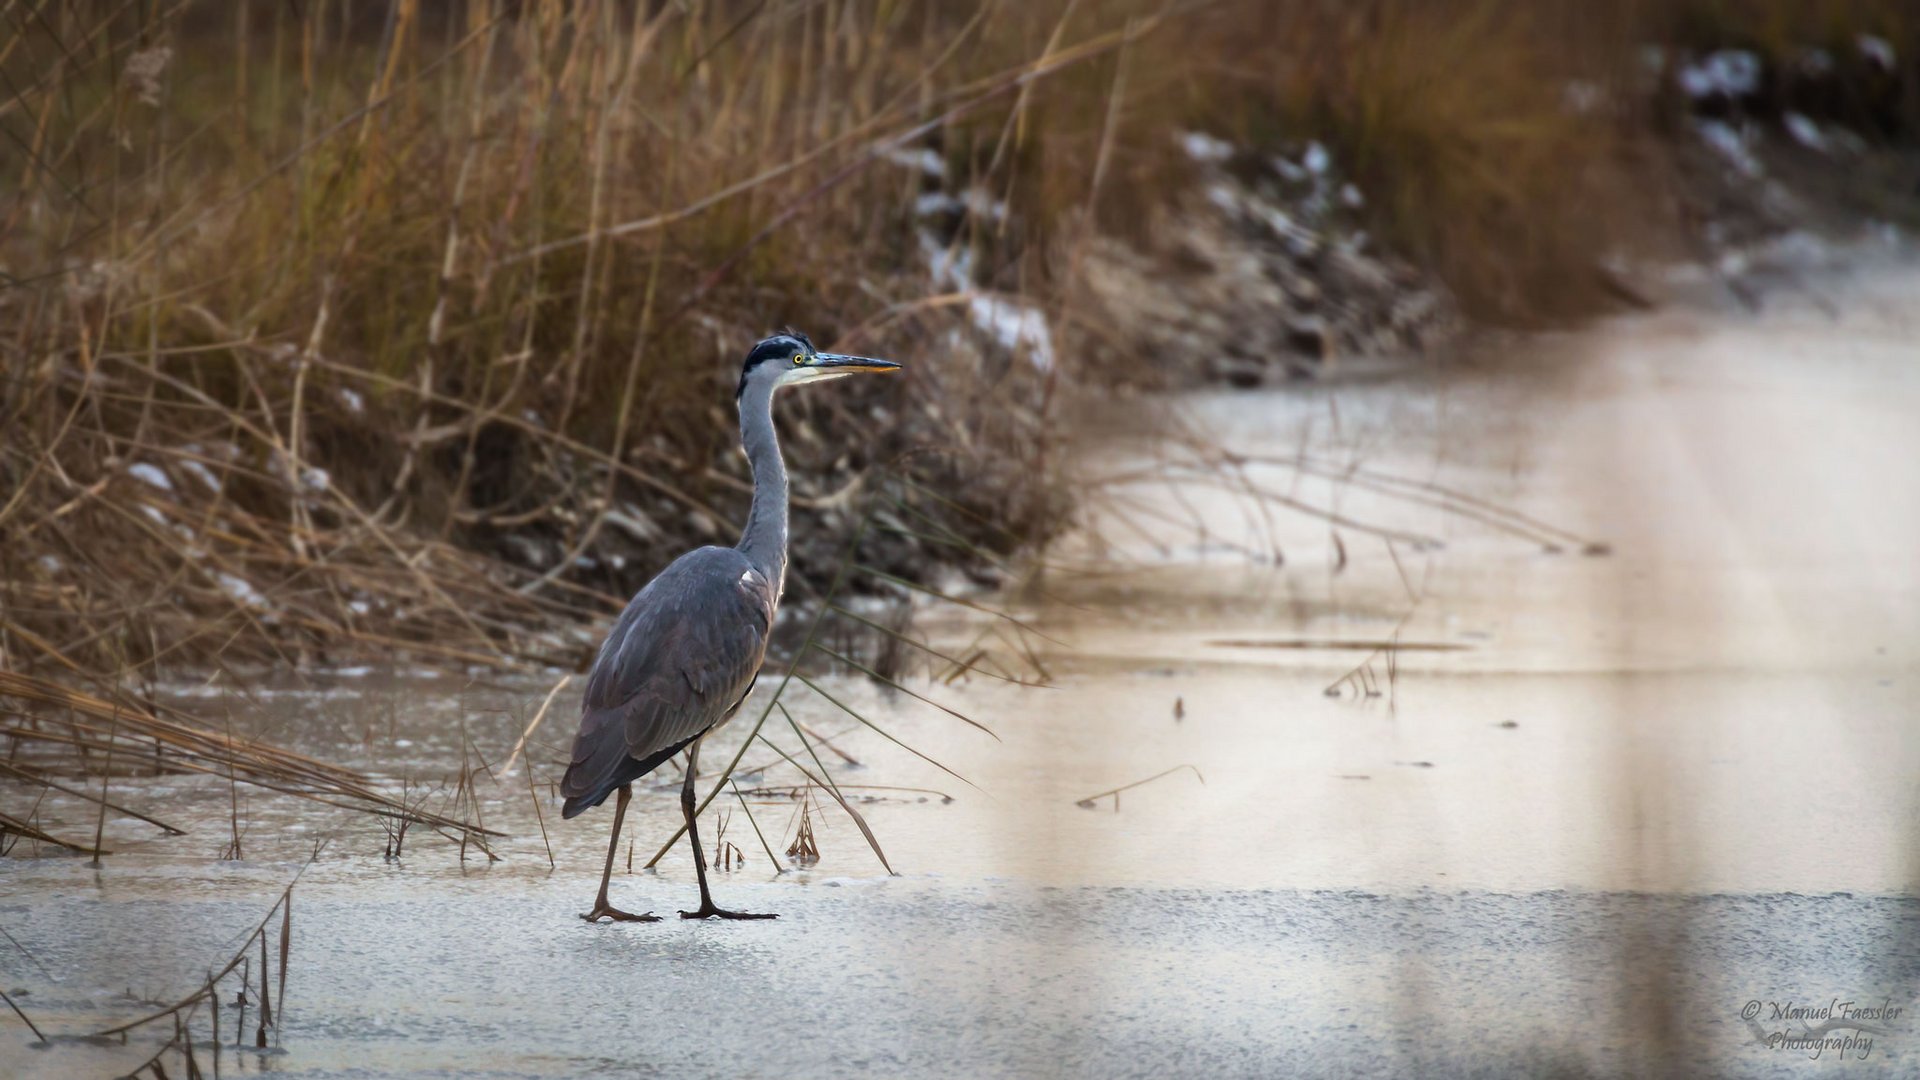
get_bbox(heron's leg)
[580,785,660,923]
[680,737,777,921]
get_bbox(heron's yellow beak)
[808,352,901,375]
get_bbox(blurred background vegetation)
[1,0,1914,677]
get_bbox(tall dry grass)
[2,1,1150,675]
[1277,2,1644,322]
[2,0,1914,681]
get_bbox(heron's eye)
[792,353,806,366]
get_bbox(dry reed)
[0,668,499,848]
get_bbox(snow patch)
[128,462,173,492]
[919,230,976,291]
[915,214,1052,372]
[215,573,269,610]
[882,146,947,178]
[1694,118,1762,177]
[1255,204,1321,257]
[1782,112,1826,152]
[967,295,1054,372]
[1271,156,1308,184]
[914,189,1008,222]
[1678,50,1760,99]
[1856,34,1896,72]
[179,459,222,492]
[1177,130,1235,164]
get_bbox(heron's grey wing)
[559,547,776,817]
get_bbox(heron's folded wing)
[560,547,774,807]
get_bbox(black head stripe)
[736,331,815,398]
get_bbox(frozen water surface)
[4,258,1918,1077]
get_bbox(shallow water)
[4,259,1918,1076]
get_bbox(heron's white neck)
[735,379,788,594]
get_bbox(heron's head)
[735,331,900,399]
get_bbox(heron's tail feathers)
[558,742,631,819]
[557,731,702,819]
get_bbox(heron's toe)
[680,906,778,920]
[582,905,661,923]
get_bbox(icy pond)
[3,258,1917,1077]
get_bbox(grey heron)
[560,332,900,922]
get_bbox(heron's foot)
[679,904,778,921]
[580,903,661,923]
